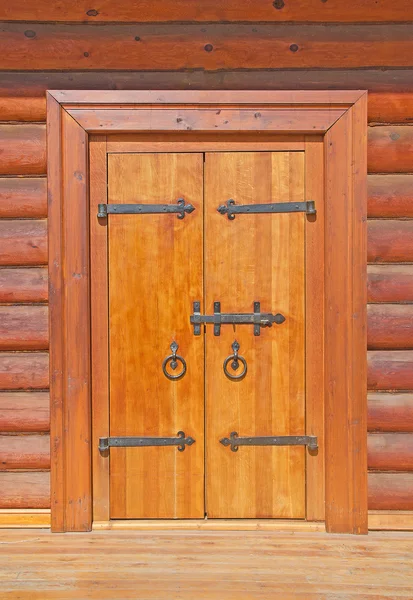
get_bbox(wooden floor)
[0,530,413,599]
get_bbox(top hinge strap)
[217,199,316,220]
[97,198,195,220]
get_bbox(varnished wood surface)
[0,178,47,218]
[0,125,46,175]
[0,220,47,266]
[0,392,49,432]
[0,509,50,528]
[1,530,413,598]
[0,268,48,303]
[368,126,413,173]
[368,433,413,471]
[369,473,413,510]
[368,175,413,218]
[0,306,48,350]
[0,352,48,390]
[368,351,413,391]
[367,305,413,350]
[367,265,413,303]
[367,220,413,263]
[368,393,413,432]
[0,434,50,470]
[0,472,50,508]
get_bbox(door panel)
[108,153,204,519]
[204,152,305,518]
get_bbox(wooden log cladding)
[368,433,413,471]
[0,352,49,390]
[367,220,413,263]
[368,175,413,218]
[0,434,50,470]
[367,265,413,303]
[0,178,47,218]
[368,93,413,125]
[0,125,46,176]
[2,24,413,71]
[368,472,413,510]
[0,306,48,350]
[0,471,50,508]
[368,392,413,432]
[0,220,47,266]
[2,0,413,22]
[0,268,48,303]
[367,305,413,350]
[0,97,45,122]
[368,351,413,391]
[0,391,49,432]
[368,126,413,174]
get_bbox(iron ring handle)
[162,341,187,381]
[223,341,247,381]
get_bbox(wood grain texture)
[367,305,413,350]
[0,125,46,175]
[0,472,50,508]
[368,511,413,531]
[367,220,413,263]
[368,93,413,125]
[0,305,48,350]
[0,177,47,218]
[0,220,47,266]
[368,126,413,173]
[0,267,48,303]
[1,23,413,70]
[368,351,413,391]
[0,510,50,528]
[0,352,49,390]
[0,97,46,122]
[0,433,50,470]
[368,265,413,303]
[368,393,413,432]
[0,391,49,432]
[369,472,413,510]
[368,433,413,471]
[368,175,413,218]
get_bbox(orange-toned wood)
[0,267,48,303]
[108,153,204,519]
[0,352,48,390]
[0,177,47,218]
[0,124,46,175]
[0,306,48,350]
[0,509,51,528]
[368,93,413,124]
[368,393,413,432]
[205,151,306,519]
[0,434,50,470]
[0,472,50,508]
[367,305,413,350]
[367,265,413,303]
[0,96,46,122]
[367,220,413,263]
[0,391,50,432]
[368,175,413,218]
[368,511,413,531]
[368,351,413,391]
[0,220,47,266]
[369,472,413,510]
[94,520,325,532]
[368,126,413,173]
[368,433,413,472]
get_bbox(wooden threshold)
[93,519,326,531]
[0,509,51,528]
[368,510,413,531]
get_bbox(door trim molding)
[47,90,367,533]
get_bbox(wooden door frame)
[47,90,368,533]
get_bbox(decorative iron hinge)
[190,301,285,336]
[98,431,195,453]
[97,198,195,219]
[218,199,316,220]
[220,431,318,452]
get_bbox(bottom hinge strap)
[220,432,318,452]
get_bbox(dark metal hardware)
[98,431,195,453]
[162,341,187,381]
[97,198,195,219]
[220,431,318,452]
[223,341,247,381]
[218,198,316,220]
[190,301,285,336]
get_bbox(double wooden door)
[107,151,306,520]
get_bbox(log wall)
[0,2,412,520]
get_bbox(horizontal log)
[367,220,413,263]
[0,434,50,470]
[0,471,50,508]
[368,392,413,432]
[368,433,413,471]
[2,0,413,22]
[0,97,46,122]
[367,305,413,350]
[0,352,49,390]
[0,220,47,266]
[0,391,49,432]
[0,268,48,303]
[368,93,413,125]
[0,178,47,218]
[367,265,413,303]
[0,306,48,351]
[368,175,413,218]
[368,351,413,391]
[368,126,413,174]
[368,472,413,510]
[0,125,46,175]
[1,23,413,71]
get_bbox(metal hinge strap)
[97,198,195,219]
[220,431,318,452]
[218,199,316,220]
[98,431,195,453]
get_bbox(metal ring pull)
[223,340,247,381]
[162,341,187,380]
